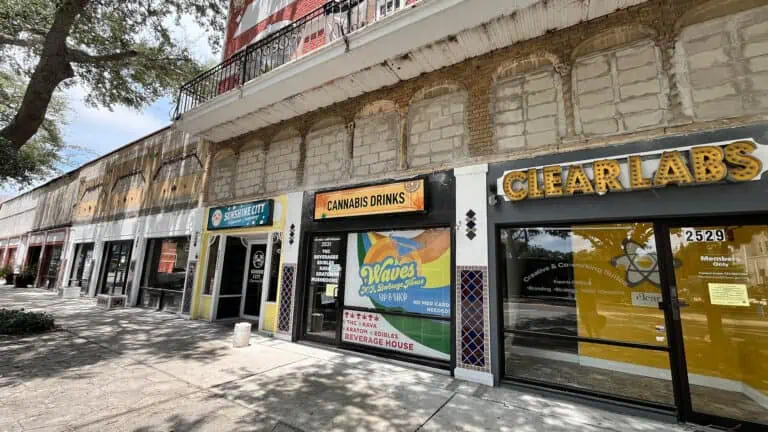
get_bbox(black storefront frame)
[486,123,768,431]
[494,215,768,431]
[294,173,457,371]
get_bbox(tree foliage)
[0,0,227,149]
[0,70,71,187]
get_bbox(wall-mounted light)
[488,183,499,207]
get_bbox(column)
[275,191,304,341]
[454,164,493,386]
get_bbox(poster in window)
[343,228,451,360]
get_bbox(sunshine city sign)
[496,140,767,202]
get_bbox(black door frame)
[658,214,768,431]
[495,214,768,431]
[300,232,349,346]
[99,240,134,296]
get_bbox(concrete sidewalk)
[0,287,695,431]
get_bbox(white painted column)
[275,191,304,341]
[454,164,493,386]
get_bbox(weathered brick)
[495,110,524,124]
[577,75,612,94]
[496,123,524,137]
[687,49,730,70]
[616,44,657,70]
[743,20,768,41]
[617,95,661,114]
[623,110,664,131]
[527,102,557,120]
[745,40,768,58]
[749,55,768,73]
[620,79,661,99]
[618,64,659,85]
[526,116,557,133]
[582,118,619,135]
[498,136,526,151]
[692,83,738,103]
[689,65,735,88]
[579,104,616,122]
[576,57,610,79]
[579,88,614,107]
[528,89,556,105]
[694,97,744,120]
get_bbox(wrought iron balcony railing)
[175,0,414,118]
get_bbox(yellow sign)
[314,179,425,220]
[708,283,750,307]
[498,140,765,202]
[325,284,338,298]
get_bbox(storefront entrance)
[213,234,276,323]
[497,218,767,430]
[99,241,133,296]
[296,175,456,369]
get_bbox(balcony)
[174,0,648,142]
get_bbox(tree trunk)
[0,0,88,149]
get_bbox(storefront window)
[69,243,95,289]
[141,237,190,290]
[203,236,220,296]
[341,228,452,361]
[41,245,63,289]
[500,223,674,405]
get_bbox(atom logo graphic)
[611,239,661,287]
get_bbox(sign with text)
[314,179,425,220]
[497,140,767,202]
[341,311,450,361]
[207,199,273,230]
[341,229,451,361]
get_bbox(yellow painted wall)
[262,303,277,332]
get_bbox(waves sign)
[208,199,273,230]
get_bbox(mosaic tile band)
[277,264,297,334]
[457,266,490,371]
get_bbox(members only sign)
[497,140,767,202]
[208,199,274,230]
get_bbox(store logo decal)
[611,239,661,288]
[211,209,223,228]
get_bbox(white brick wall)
[677,5,768,120]
[265,135,301,193]
[211,151,236,201]
[353,112,399,178]
[304,123,349,186]
[574,40,668,136]
[493,67,565,153]
[235,143,266,198]
[407,91,468,168]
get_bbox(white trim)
[210,234,227,321]
[274,332,292,342]
[454,164,489,176]
[454,367,494,386]
[744,384,768,410]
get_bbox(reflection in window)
[501,223,672,406]
[267,234,282,302]
[141,237,190,291]
[203,236,220,296]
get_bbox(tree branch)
[0,33,43,49]
[68,48,139,64]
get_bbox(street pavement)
[0,286,698,431]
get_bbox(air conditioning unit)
[96,294,127,309]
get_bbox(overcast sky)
[1,16,217,199]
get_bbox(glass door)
[667,222,768,430]
[304,235,346,343]
[242,243,267,318]
[100,241,133,295]
[216,237,247,319]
